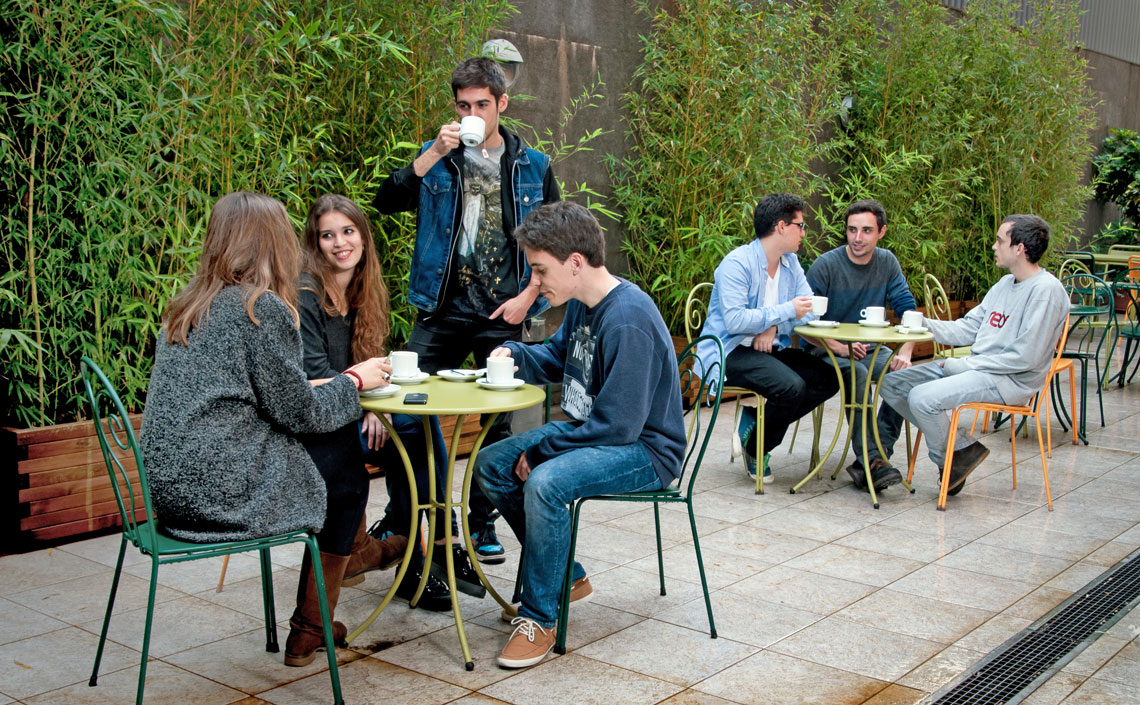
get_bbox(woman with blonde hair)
[140,191,404,667]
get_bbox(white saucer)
[476,377,525,391]
[807,320,840,328]
[859,319,891,328]
[390,371,429,385]
[360,383,401,399]
[438,368,482,382]
[895,325,929,334]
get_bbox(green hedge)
[0,0,512,426]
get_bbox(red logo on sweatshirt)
[988,312,1009,328]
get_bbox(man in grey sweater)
[880,214,1069,496]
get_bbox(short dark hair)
[451,57,507,100]
[515,201,605,266]
[1002,214,1051,264]
[846,199,887,230]
[753,193,807,239]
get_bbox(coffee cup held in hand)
[459,116,486,147]
[486,356,514,385]
[901,310,924,329]
[391,351,418,378]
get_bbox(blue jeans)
[361,414,454,559]
[475,422,662,628]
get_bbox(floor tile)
[897,643,986,692]
[571,523,679,565]
[602,506,735,544]
[655,590,819,648]
[588,565,713,618]
[0,596,69,645]
[696,525,822,564]
[164,628,363,694]
[837,589,993,644]
[1002,585,1073,620]
[25,660,246,705]
[56,532,151,569]
[1021,670,1086,705]
[721,564,875,615]
[935,541,1073,584]
[259,658,467,705]
[575,619,758,686]
[784,544,925,588]
[8,570,185,626]
[889,564,1038,612]
[1089,643,1140,687]
[0,627,138,699]
[744,505,876,543]
[1045,562,1112,592]
[861,683,927,705]
[770,616,944,682]
[694,649,887,705]
[1057,675,1140,704]
[653,690,740,705]
[834,523,969,563]
[75,594,263,658]
[1060,635,1129,677]
[480,653,682,705]
[0,548,110,597]
[625,543,774,590]
[375,622,519,689]
[954,613,1033,653]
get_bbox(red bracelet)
[344,370,363,390]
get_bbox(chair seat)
[584,487,683,502]
[130,521,313,560]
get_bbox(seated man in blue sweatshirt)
[880,214,1069,497]
[475,201,685,669]
[806,199,918,493]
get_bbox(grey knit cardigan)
[140,285,362,542]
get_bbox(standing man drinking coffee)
[373,58,560,578]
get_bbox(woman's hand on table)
[362,411,390,450]
[348,357,394,390]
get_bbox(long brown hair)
[301,194,390,362]
[163,192,300,345]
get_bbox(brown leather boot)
[284,551,349,667]
[342,515,408,587]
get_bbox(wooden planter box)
[2,416,146,549]
[3,412,488,550]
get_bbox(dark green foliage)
[1091,128,1140,250]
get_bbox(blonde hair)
[301,194,390,362]
[163,192,300,345]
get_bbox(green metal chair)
[1110,267,1140,386]
[80,357,344,705]
[553,336,724,653]
[1054,273,1115,439]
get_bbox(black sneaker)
[430,544,487,598]
[868,458,902,491]
[395,566,453,612]
[945,442,989,496]
[471,522,507,564]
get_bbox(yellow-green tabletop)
[794,323,933,508]
[353,375,545,670]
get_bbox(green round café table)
[793,322,934,509]
[351,375,545,670]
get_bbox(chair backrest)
[80,356,158,549]
[1060,273,1114,355]
[684,282,714,343]
[1028,313,1071,413]
[1057,258,1092,281]
[922,273,955,357]
[675,335,724,496]
[1109,244,1140,254]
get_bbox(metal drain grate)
[929,546,1140,705]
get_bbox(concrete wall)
[1080,48,1140,240]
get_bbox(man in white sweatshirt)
[879,214,1069,496]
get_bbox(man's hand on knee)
[514,452,532,482]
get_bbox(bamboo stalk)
[27,76,46,422]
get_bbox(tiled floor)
[3,370,1140,704]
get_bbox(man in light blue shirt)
[698,193,840,479]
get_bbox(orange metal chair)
[906,314,1070,510]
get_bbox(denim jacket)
[697,238,816,382]
[373,127,559,316]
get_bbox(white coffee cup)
[486,356,515,385]
[390,351,418,378]
[459,115,486,147]
[811,296,828,316]
[901,310,924,329]
[860,306,886,324]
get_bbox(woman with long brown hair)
[298,194,487,617]
[140,192,404,666]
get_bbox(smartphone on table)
[404,392,428,405]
